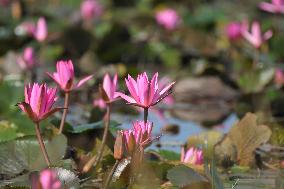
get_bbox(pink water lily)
[225,22,242,41]
[116,72,175,109]
[93,98,106,110]
[117,121,153,158]
[81,0,103,21]
[181,147,203,165]
[47,60,93,92]
[15,21,36,36]
[34,17,48,42]
[39,169,61,189]
[155,8,180,30]
[259,0,284,14]
[101,73,119,103]
[17,47,36,70]
[17,83,61,123]
[241,21,273,49]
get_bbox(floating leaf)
[187,131,223,158]
[0,121,18,142]
[50,119,120,134]
[156,150,180,161]
[215,113,272,166]
[0,134,67,176]
[237,68,274,93]
[167,165,207,187]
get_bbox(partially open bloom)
[17,47,36,70]
[39,169,61,189]
[259,0,284,14]
[225,22,242,41]
[81,0,103,21]
[34,17,48,42]
[100,73,119,103]
[114,121,153,159]
[116,72,175,109]
[17,83,60,123]
[181,147,203,165]
[241,21,273,49]
[47,60,93,92]
[155,8,180,30]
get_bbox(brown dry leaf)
[215,113,272,166]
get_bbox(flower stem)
[103,160,119,189]
[35,122,51,166]
[59,92,70,134]
[144,107,148,124]
[82,104,111,173]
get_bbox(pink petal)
[158,81,175,100]
[115,92,137,104]
[259,2,277,13]
[125,75,140,103]
[76,75,93,88]
[263,30,273,40]
[34,17,47,42]
[103,73,112,99]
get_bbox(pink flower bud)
[81,0,103,21]
[34,17,48,42]
[17,47,36,70]
[225,22,242,41]
[155,8,180,30]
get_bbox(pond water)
[112,111,238,153]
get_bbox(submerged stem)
[82,104,111,173]
[59,92,70,134]
[103,160,119,189]
[35,122,51,166]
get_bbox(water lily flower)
[155,8,180,30]
[17,83,60,123]
[115,121,153,159]
[225,22,243,41]
[39,169,61,189]
[15,21,36,37]
[93,98,106,110]
[47,60,93,92]
[81,0,103,21]
[116,72,175,109]
[17,47,36,70]
[259,0,284,14]
[100,73,119,103]
[181,147,203,165]
[241,21,273,49]
[34,17,48,42]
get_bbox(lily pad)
[167,164,207,187]
[50,119,120,134]
[0,134,67,176]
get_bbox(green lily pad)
[0,134,67,176]
[50,119,120,134]
[167,165,207,187]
